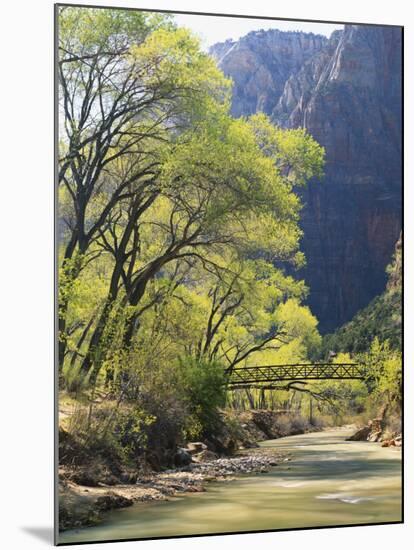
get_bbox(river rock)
[346,425,371,441]
[174,448,192,467]
[185,442,207,455]
[95,493,133,512]
[371,419,384,433]
[368,431,382,443]
[206,434,238,455]
[193,450,219,463]
[119,472,138,484]
[70,467,119,487]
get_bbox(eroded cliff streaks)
[210,30,327,118]
[211,25,402,332]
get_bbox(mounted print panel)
[55,3,403,545]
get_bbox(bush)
[139,390,189,469]
[290,414,310,434]
[175,356,227,439]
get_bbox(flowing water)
[60,428,402,544]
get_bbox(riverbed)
[59,428,402,544]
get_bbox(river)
[60,428,402,544]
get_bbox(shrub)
[272,414,292,436]
[290,414,309,433]
[175,356,227,439]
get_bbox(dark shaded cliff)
[321,234,402,354]
[211,25,402,333]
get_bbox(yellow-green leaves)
[58,7,326,392]
[248,113,325,185]
[158,110,319,263]
[59,6,171,56]
[366,338,402,405]
[129,27,231,121]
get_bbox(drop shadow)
[21,526,54,544]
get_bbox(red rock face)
[211,25,402,333]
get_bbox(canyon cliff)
[211,25,402,332]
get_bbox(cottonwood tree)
[58,6,231,366]
[75,113,323,385]
[58,8,324,389]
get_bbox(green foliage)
[59,5,172,53]
[321,292,401,355]
[114,407,155,461]
[248,113,325,185]
[175,357,227,439]
[57,7,331,465]
[310,340,402,423]
[364,338,402,408]
[313,380,368,418]
[64,393,155,465]
[56,7,401,477]
[275,299,321,358]
[320,237,401,355]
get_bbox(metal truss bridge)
[226,363,366,389]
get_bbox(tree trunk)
[79,260,125,384]
[58,233,80,370]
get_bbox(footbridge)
[226,363,366,389]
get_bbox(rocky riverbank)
[346,412,402,448]
[59,408,321,531]
[59,445,291,531]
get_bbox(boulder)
[346,425,371,441]
[192,450,218,463]
[205,433,238,455]
[185,442,207,455]
[368,431,382,443]
[371,419,384,433]
[70,466,118,487]
[119,472,138,484]
[95,493,133,512]
[174,448,192,467]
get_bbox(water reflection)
[60,429,402,544]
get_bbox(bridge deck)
[227,363,365,389]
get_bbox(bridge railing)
[226,363,366,388]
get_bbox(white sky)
[173,13,343,50]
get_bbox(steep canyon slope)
[211,25,402,332]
